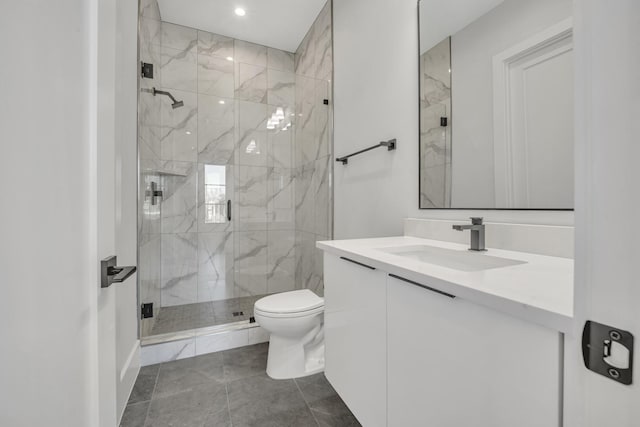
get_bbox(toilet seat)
[254,289,324,318]
[254,305,324,319]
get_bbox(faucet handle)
[470,217,484,225]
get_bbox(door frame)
[89,0,140,424]
[492,18,573,208]
[565,1,640,426]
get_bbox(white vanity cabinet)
[323,253,388,427]
[323,251,564,427]
[386,274,562,427]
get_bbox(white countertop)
[317,236,574,333]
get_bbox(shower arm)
[141,87,184,108]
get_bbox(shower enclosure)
[137,0,333,344]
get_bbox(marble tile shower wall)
[137,0,333,328]
[149,23,301,309]
[294,1,333,297]
[420,37,452,208]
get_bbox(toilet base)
[266,324,325,379]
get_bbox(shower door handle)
[227,200,232,221]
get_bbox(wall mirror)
[418,0,574,209]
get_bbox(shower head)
[141,87,184,109]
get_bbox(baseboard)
[118,340,141,424]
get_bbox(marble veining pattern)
[267,69,295,107]
[160,46,197,93]
[268,129,293,169]
[197,31,233,58]
[197,94,235,165]
[161,233,198,306]
[267,230,296,293]
[267,48,295,72]
[234,39,267,67]
[237,166,268,229]
[420,37,452,208]
[293,1,334,296]
[138,2,333,338]
[234,231,268,297]
[197,55,234,98]
[160,89,197,162]
[235,63,268,103]
[267,167,295,230]
[159,161,197,233]
[161,22,197,52]
[197,232,234,302]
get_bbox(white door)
[493,20,574,209]
[566,1,640,426]
[93,0,139,424]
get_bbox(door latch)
[582,320,634,385]
[101,256,137,288]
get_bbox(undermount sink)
[376,244,526,272]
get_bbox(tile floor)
[150,295,267,336]
[121,343,361,427]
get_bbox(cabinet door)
[387,275,561,427]
[324,253,387,427]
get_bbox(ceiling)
[157,0,328,52]
[420,0,504,53]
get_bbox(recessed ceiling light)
[234,7,246,16]
[218,100,225,105]
[226,56,234,61]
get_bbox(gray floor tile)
[310,395,361,427]
[222,342,269,381]
[312,405,361,427]
[120,401,149,427]
[227,374,318,427]
[296,373,338,405]
[145,382,228,427]
[128,365,159,404]
[297,375,361,427]
[126,342,356,427]
[203,407,232,427]
[153,352,225,398]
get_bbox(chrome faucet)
[452,217,487,251]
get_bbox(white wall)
[334,0,573,240]
[420,0,504,54]
[0,1,97,426]
[565,1,640,426]
[333,0,417,238]
[115,0,141,418]
[450,0,572,207]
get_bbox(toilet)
[254,289,325,379]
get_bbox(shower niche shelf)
[142,168,188,177]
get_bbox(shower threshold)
[141,295,267,346]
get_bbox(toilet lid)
[254,290,324,314]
